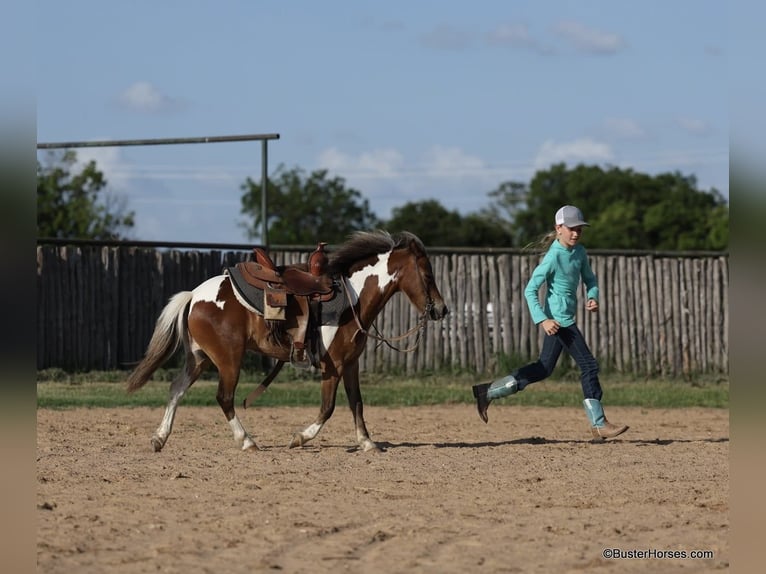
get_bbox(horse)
[126,230,449,453]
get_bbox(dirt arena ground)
[37,405,729,573]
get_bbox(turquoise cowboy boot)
[472,375,519,423]
[582,398,629,440]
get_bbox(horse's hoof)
[240,435,260,451]
[362,441,381,453]
[289,434,305,449]
[242,443,260,452]
[150,437,164,452]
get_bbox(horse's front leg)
[343,360,380,453]
[289,371,340,448]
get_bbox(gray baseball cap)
[555,205,589,227]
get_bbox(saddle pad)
[317,281,350,326]
[226,266,266,314]
[225,267,349,326]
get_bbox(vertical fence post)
[261,140,269,248]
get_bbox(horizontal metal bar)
[37,133,280,149]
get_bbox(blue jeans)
[513,324,602,400]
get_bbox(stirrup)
[290,345,312,370]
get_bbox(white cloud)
[554,21,625,54]
[315,145,498,218]
[676,117,712,137]
[486,23,553,54]
[70,145,132,190]
[604,117,645,139]
[421,145,486,176]
[317,145,489,181]
[118,81,180,113]
[317,147,405,179]
[534,138,614,169]
[487,23,531,46]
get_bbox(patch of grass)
[36,372,729,409]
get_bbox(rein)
[341,275,430,354]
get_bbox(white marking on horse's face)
[192,276,227,310]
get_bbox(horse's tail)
[126,291,193,393]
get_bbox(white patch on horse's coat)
[347,252,395,296]
[320,325,340,352]
[192,276,227,310]
[302,422,323,441]
[319,252,396,351]
[228,416,256,450]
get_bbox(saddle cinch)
[232,242,333,368]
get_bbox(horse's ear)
[407,234,425,254]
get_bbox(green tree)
[37,150,135,240]
[477,180,529,247]
[496,163,728,250]
[384,199,513,247]
[240,165,380,244]
[482,181,527,226]
[456,213,515,247]
[640,173,729,250]
[384,199,463,246]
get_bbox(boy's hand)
[586,299,599,313]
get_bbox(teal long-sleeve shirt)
[524,240,599,327]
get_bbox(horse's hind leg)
[216,363,258,451]
[342,360,379,452]
[152,352,205,452]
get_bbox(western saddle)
[233,243,333,368]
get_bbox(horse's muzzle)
[428,302,449,321]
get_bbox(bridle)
[341,249,434,353]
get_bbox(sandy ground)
[37,405,729,573]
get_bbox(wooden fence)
[36,245,728,378]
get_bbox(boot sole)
[472,386,490,424]
[591,425,629,440]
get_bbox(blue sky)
[36,0,728,245]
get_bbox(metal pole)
[261,140,269,248]
[37,132,280,246]
[36,133,280,149]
